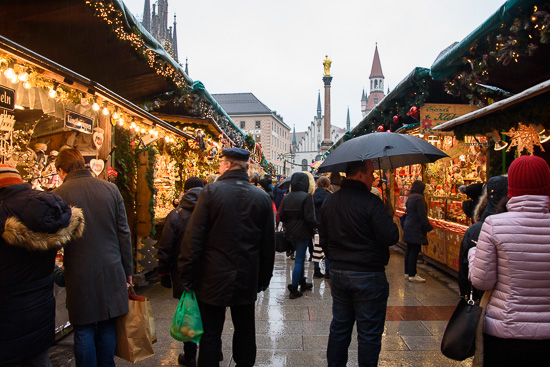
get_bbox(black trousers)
[404,243,421,276]
[197,301,256,367]
[483,333,550,366]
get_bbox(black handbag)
[441,291,483,361]
[275,232,287,253]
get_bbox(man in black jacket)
[179,148,275,367]
[319,160,398,367]
[157,177,204,367]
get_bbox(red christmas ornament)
[393,115,400,123]
[407,106,420,120]
[377,125,385,132]
[107,167,118,178]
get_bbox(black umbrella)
[277,176,292,190]
[317,132,449,173]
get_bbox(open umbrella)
[317,132,449,173]
[277,176,292,190]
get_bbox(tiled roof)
[211,93,272,115]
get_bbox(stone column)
[321,75,333,152]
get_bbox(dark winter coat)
[402,181,433,245]
[0,183,84,364]
[273,183,286,210]
[458,176,507,297]
[279,172,316,240]
[319,179,398,272]
[157,187,202,299]
[54,169,132,325]
[179,170,275,306]
[313,187,331,223]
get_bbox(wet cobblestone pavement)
[49,246,473,366]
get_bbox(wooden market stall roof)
[0,35,193,139]
[433,78,550,132]
[0,0,245,145]
[431,0,550,94]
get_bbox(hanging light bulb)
[153,130,159,137]
[118,118,124,126]
[102,105,110,116]
[3,64,14,79]
[48,88,57,99]
[92,102,100,111]
[18,71,28,82]
[130,121,136,130]
[531,123,550,144]
[165,136,171,143]
[149,128,155,135]
[113,111,120,119]
[23,81,31,89]
[491,129,508,151]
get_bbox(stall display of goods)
[394,164,422,212]
[154,155,178,221]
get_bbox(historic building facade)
[140,0,179,62]
[361,44,386,117]
[290,92,347,175]
[211,93,291,176]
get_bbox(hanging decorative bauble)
[502,122,544,155]
[90,159,105,176]
[377,125,386,132]
[407,106,420,120]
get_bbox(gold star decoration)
[502,122,544,155]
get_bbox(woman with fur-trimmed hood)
[279,171,316,299]
[0,164,84,366]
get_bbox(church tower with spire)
[141,0,179,62]
[361,44,386,117]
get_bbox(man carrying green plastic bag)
[170,290,203,343]
[178,148,275,367]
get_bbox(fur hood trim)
[473,190,488,223]
[2,206,85,251]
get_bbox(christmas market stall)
[0,34,196,337]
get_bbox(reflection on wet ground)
[50,246,472,366]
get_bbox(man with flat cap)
[179,148,275,367]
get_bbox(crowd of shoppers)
[13,142,550,367]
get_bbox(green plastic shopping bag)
[170,290,203,343]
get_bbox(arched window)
[374,80,378,89]
[302,159,308,171]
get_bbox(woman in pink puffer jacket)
[469,155,550,366]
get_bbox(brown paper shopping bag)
[115,288,157,363]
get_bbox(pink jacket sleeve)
[469,218,498,291]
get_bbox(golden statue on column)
[323,55,332,76]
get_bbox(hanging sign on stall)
[65,110,93,134]
[0,85,15,111]
[420,104,478,135]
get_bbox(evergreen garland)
[444,3,550,105]
[114,126,136,215]
[144,145,158,238]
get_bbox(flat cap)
[220,148,250,161]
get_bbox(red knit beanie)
[507,155,550,198]
[0,164,24,188]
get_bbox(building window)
[301,159,308,171]
[374,96,379,104]
[255,120,261,129]
[240,121,246,129]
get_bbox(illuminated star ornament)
[502,122,544,155]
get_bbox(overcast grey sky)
[124,0,505,133]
